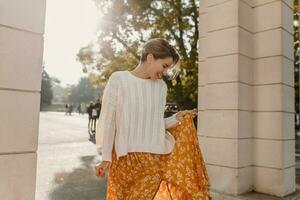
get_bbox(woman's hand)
[176,108,198,121]
[95,161,111,178]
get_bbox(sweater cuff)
[170,113,180,124]
[165,112,181,129]
[102,152,112,162]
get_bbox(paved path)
[35,112,107,200]
[35,112,300,200]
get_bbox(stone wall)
[0,1,46,199]
[198,0,295,197]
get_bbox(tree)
[67,77,101,104]
[77,0,200,109]
[41,67,53,106]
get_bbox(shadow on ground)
[49,155,107,200]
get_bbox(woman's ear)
[146,54,154,64]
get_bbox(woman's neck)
[130,63,150,79]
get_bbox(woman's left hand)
[176,108,198,121]
[95,161,110,178]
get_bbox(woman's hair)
[140,38,180,65]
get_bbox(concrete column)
[198,0,295,197]
[251,0,295,196]
[0,1,46,199]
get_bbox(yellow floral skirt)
[106,114,211,200]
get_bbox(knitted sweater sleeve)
[165,113,180,129]
[96,73,118,162]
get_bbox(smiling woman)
[95,38,211,199]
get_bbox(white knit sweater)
[96,70,180,162]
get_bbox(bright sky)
[43,0,101,86]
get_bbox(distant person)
[68,104,73,115]
[77,104,83,115]
[87,101,94,133]
[91,99,102,133]
[91,104,98,133]
[94,99,102,120]
[65,104,69,115]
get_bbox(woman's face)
[146,54,174,80]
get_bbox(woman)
[95,38,211,199]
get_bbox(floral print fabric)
[106,114,211,200]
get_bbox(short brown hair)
[140,38,180,65]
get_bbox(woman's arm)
[164,113,181,129]
[95,74,118,162]
[164,109,198,129]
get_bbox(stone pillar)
[251,0,295,196]
[0,1,46,199]
[198,0,295,197]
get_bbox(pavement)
[36,112,107,200]
[35,112,300,200]
[210,190,300,200]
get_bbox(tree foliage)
[41,67,53,106]
[67,77,101,104]
[77,0,200,109]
